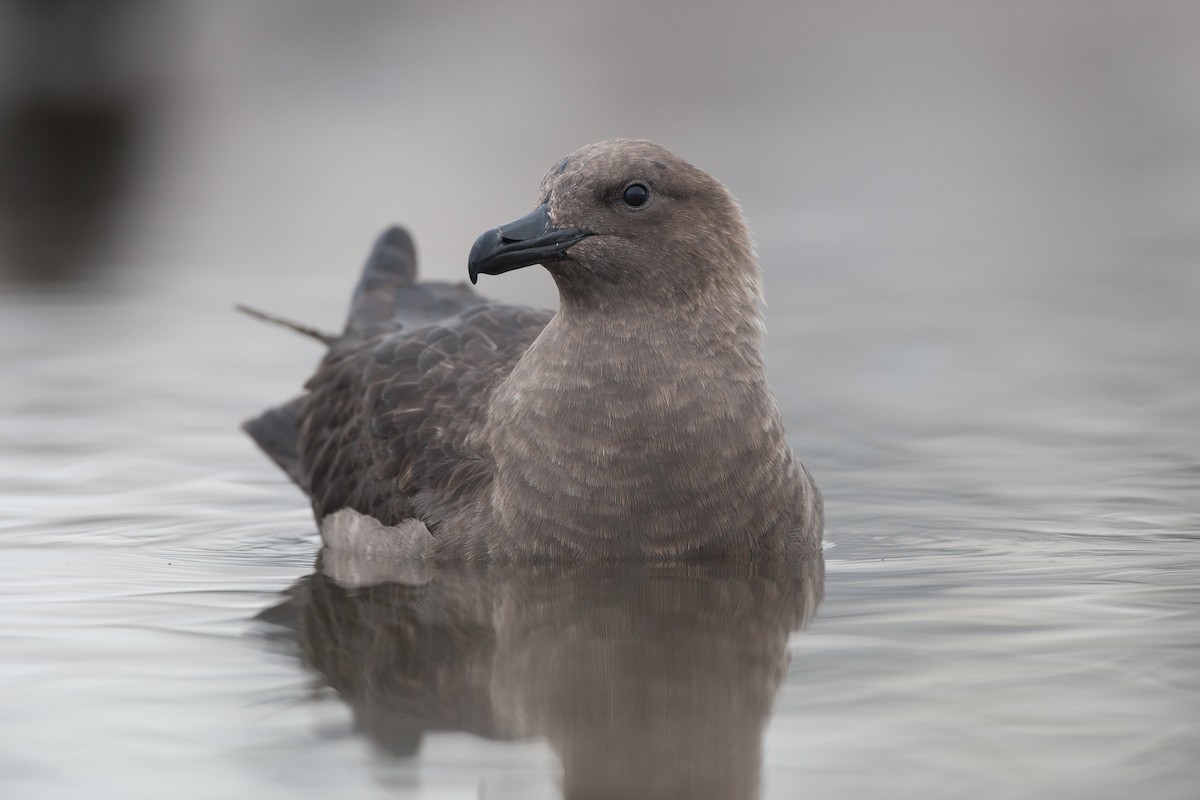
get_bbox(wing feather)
[298,305,550,529]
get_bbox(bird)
[243,139,822,561]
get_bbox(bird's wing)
[299,304,550,528]
[244,226,550,524]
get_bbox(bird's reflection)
[260,548,823,799]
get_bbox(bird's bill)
[468,204,592,284]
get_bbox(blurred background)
[3,0,1197,302]
[2,2,1198,799]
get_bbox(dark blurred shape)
[260,551,824,799]
[0,96,137,283]
[0,0,158,285]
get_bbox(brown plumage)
[245,139,822,561]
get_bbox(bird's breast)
[484,340,795,558]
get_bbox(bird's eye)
[621,183,650,208]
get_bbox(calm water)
[3,3,1199,799]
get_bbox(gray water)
[2,2,1198,798]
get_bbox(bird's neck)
[514,298,770,416]
[558,285,766,355]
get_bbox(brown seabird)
[244,139,822,561]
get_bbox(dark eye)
[622,183,650,208]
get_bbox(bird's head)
[469,139,761,312]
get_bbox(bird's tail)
[242,396,306,488]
